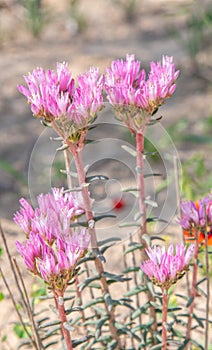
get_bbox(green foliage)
[20,0,47,37]
[13,323,31,339]
[0,159,26,185]
[0,246,3,257]
[173,0,212,63]
[0,291,4,301]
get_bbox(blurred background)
[0,0,212,220]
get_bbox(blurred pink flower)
[177,194,212,231]
[140,243,194,290]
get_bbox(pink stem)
[53,291,73,350]
[162,290,168,350]
[71,148,121,348]
[136,129,147,236]
[136,128,158,343]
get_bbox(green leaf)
[94,214,116,222]
[147,217,168,223]
[13,324,31,339]
[122,266,140,274]
[124,242,143,254]
[17,339,31,349]
[72,336,92,348]
[190,339,204,350]
[44,341,59,349]
[131,308,143,320]
[83,297,104,309]
[86,175,109,183]
[0,246,3,257]
[119,222,140,228]
[125,285,147,297]
[150,344,163,350]
[79,275,101,292]
[177,339,190,350]
[0,292,4,301]
[39,320,61,329]
[101,272,130,283]
[121,144,137,157]
[95,316,109,339]
[186,296,194,307]
[144,173,162,178]
[196,277,207,286]
[193,313,204,328]
[104,293,113,311]
[98,237,121,246]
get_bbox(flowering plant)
[0,54,211,350]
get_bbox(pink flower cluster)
[104,54,179,121]
[140,243,194,290]
[14,188,90,291]
[18,63,104,131]
[177,194,212,231]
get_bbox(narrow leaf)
[121,145,137,157]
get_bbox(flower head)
[14,187,85,243]
[177,194,212,246]
[104,54,179,131]
[18,63,74,122]
[18,63,104,142]
[14,188,90,291]
[140,243,194,290]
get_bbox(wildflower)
[18,63,74,122]
[18,63,104,141]
[14,188,90,291]
[140,243,194,290]
[177,194,212,246]
[104,54,179,131]
[16,228,90,291]
[14,187,85,243]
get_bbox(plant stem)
[136,129,157,342]
[162,290,168,350]
[136,130,147,237]
[72,148,121,348]
[53,291,73,350]
[185,230,199,348]
[13,258,44,350]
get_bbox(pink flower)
[68,67,104,126]
[15,188,90,290]
[140,243,194,290]
[18,63,74,122]
[104,54,179,131]
[18,63,104,141]
[177,194,212,231]
[16,228,90,290]
[14,188,85,243]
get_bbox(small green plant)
[20,0,47,38]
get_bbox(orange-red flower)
[183,229,212,247]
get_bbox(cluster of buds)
[14,188,90,291]
[104,54,179,131]
[177,194,212,246]
[140,243,194,291]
